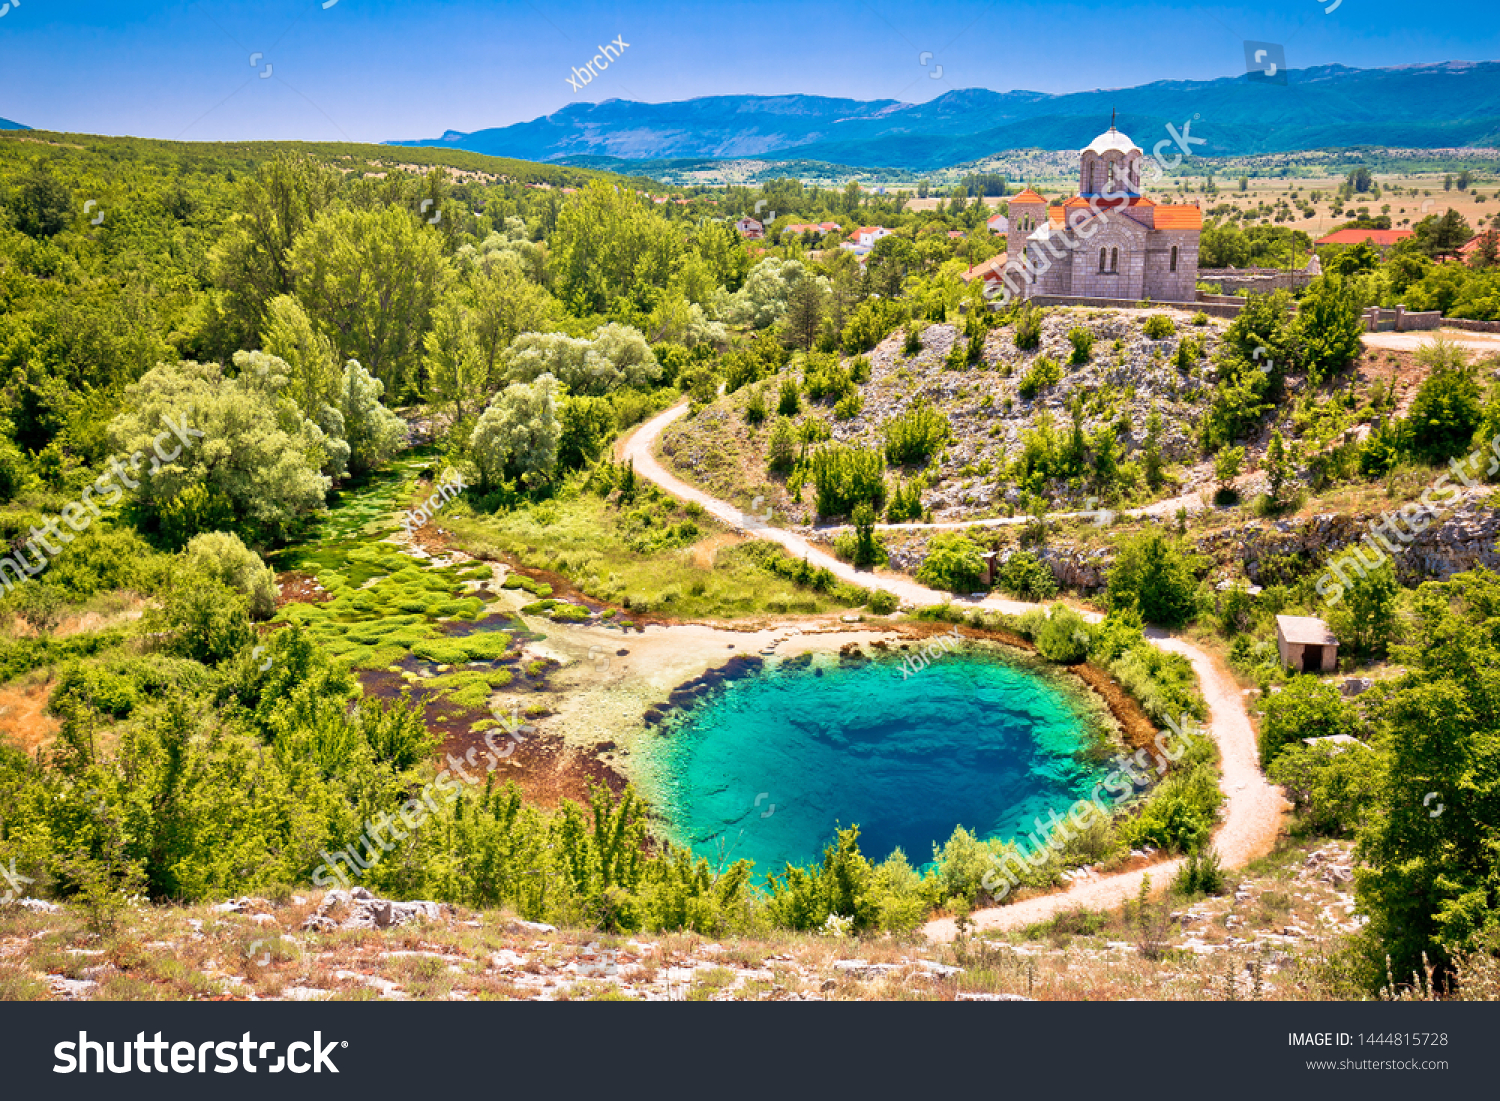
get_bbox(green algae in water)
[646,649,1109,878]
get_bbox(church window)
[1099,248,1107,272]
[1170,245,1178,272]
[1110,247,1118,273]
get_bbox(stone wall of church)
[1070,231,1146,299]
[1141,229,1199,303]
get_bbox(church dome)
[1083,127,1140,156]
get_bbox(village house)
[1314,227,1413,252]
[1276,615,1340,674]
[735,216,764,239]
[841,226,892,255]
[987,213,1008,235]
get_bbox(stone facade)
[1010,126,1202,305]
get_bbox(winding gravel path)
[618,401,1285,940]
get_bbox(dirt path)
[619,401,1285,940]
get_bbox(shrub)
[833,390,863,420]
[1034,604,1091,662]
[744,386,767,426]
[766,417,798,472]
[882,403,950,466]
[181,531,279,620]
[902,324,924,356]
[1268,741,1380,836]
[1066,326,1094,365]
[777,378,801,417]
[1191,311,1210,326]
[1014,305,1043,350]
[809,445,885,518]
[867,588,899,615]
[885,478,924,522]
[1143,314,1174,339]
[1106,531,1199,627]
[995,550,1058,601]
[1018,356,1063,400]
[1172,845,1226,895]
[916,532,986,592]
[1258,675,1358,769]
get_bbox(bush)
[766,417,798,472]
[1033,604,1091,662]
[181,531,279,619]
[1172,845,1226,895]
[1268,741,1381,835]
[744,386,768,426]
[916,532,985,592]
[809,445,885,518]
[833,390,863,420]
[902,324,924,356]
[1014,305,1043,350]
[1106,531,1199,627]
[1018,356,1062,400]
[151,578,255,666]
[1067,326,1094,365]
[867,588,899,615]
[882,403,950,466]
[1258,675,1359,769]
[1143,314,1175,339]
[1191,311,1210,326]
[885,478,924,522]
[777,378,801,417]
[995,550,1057,601]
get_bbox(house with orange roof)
[1314,228,1412,250]
[841,226,892,255]
[1460,230,1499,266]
[1004,125,1201,304]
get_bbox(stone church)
[1007,124,1202,304]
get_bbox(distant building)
[1276,615,1339,674]
[1314,228,1412,250]
[841,226,892,255]
[735,217,764,239]
[1008,122,1202,304]
[987,213,1008,234]
[1459,230,1499,266]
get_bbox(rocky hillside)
[662,306,1226,528]
[0,838,1367,1001]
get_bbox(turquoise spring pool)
[643,645,1110,878]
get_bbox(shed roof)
[1277,615,1338,647]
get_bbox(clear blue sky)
[0,0,1494,142]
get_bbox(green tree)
[335,359,406,476]
[1258,675,1357,769]
[916,531,985,592]
[1268,741,1381,836]
[12,165,73,238]
[1355,571,1500,990]
[783,277,826,351]
[288,205,452,397]
[422,300,486,425]
[110,359,332,544]
[1295,274,1364,383]
[180,531,279,620]
[1106,531,1198,627]
[470,374,561,490]
[1329,561,1399,658]
[1405,338,1480,462]
[766,416,798,472]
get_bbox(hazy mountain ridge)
[391,61,1500,169]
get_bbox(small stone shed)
[1276,615,1339,674]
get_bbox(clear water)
[645,647,1106,879]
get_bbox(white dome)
[1083,128,1140,156]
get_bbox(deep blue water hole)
[644,648,1106,878]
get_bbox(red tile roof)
[1314,228,1411,247]
[1010,188,1045,205]
[1153,204,1203,230]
